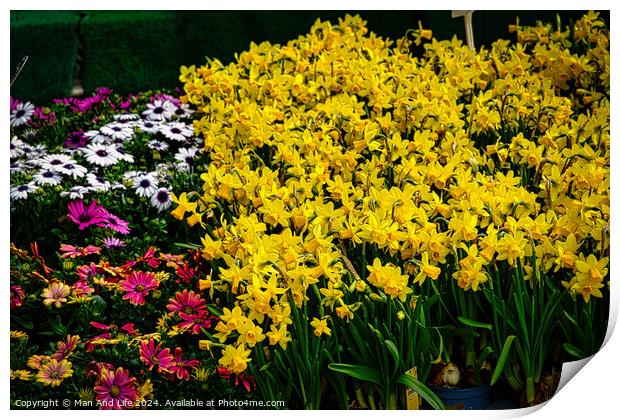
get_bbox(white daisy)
[84,129,112,144]
[113,113,139,122]
[10,137,24,159]
[134,174,159,198]
[10,161,24,173]
[111,146,135,163]
[174,147,199,166]
[142,100,176,121]
[173,103,194,119]
[31,144,48,158]
[10,102,35,127]
[192,135,204,146]
[60,186,90,199]
[136,120,160,134]
[156,163,172,172]
[160,122,194,142]
[150,188,173,212]
[99,123,134,141]
[147,140,169,151]
[82,144,120,167]
[22,128,38,140]
[57,162,88,179]
[32,170,63,186]
[86,173,111,192]
[39,154,75,171]
[10,183,39,201]
[19,144,35,156]
[175,162,191,173]
[123,171,142,181]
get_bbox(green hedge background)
[11,10,603,104]
[10,11,81,104]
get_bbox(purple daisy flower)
[64,131,89,149]
[67,199,107,230]
[10,96,20,111]
[98,210,131,235]
[103,237,126,249]
[95,87,113,96]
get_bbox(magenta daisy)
[119,271,158,305]
[166,290,206,315]
[139,339,174,374]
[98,210,131,235]
[177,310,214,334]
[67,199,107,230]
[167,347,200,381]
[94,367,138,410]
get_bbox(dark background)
[10,10,607,104]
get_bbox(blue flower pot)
[430,384,491,410]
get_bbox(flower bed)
[10,12,609,410]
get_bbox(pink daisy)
[177,310,215,334]
[94,367,138,410]
[90,321,113,331]
[176,263,195,284]
[139,339,174,374]
[138,247,160,268]
[167,347,200,381]
[119,271,158,305]
[166,290,206,315]
[71,279,94,297]
[60,244,101,259]
[76,262,102,282]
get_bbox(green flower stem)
[526,376,535,404]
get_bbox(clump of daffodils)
[176,13,609,374]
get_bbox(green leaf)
[206,304,223,317]
[174,242,201,250]
[384,340,400,368]
[563,343,585,359]
[328,363,381,386]
[11,315,33,330]
[491,335,516,385]
[458,316,492,330]
[474,346,494,384]
[396,374,445,410]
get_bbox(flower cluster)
[10,90,203,213]
[9,238,247,409]
[10,11,610,410]
[173,12,609,406]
